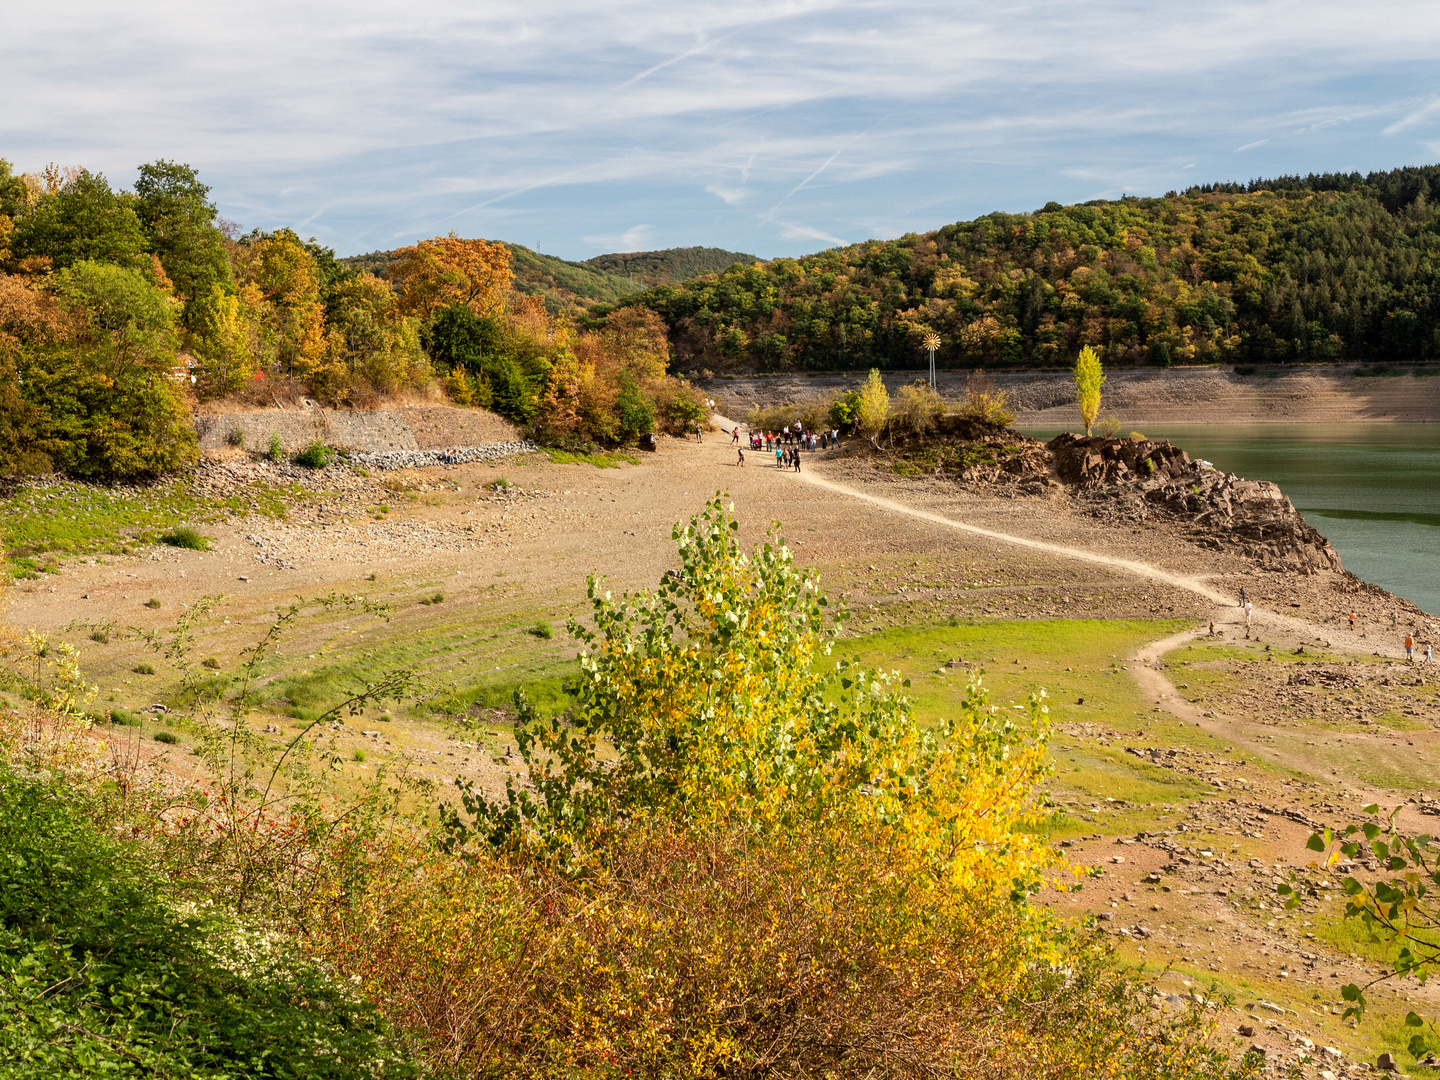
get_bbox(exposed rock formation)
[1044,434,1342,574]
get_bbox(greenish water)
[1018,423,1440,616]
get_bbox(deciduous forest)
[621,165,1440,372]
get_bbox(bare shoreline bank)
[702,365,1440,425]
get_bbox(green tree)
[134,159,234,322]
[189,285,254,398]
[1074,345,1105,436]
[10,170,149,272]
[21,260,199,478]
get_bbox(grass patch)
[0,476,307,574]
[528,620,554,640]
[160,526,209,551]
[353,748,367,762]
[132,662,155,675]
[153,730,179,744]
[419,592,444,606]
[88,629,109,644]
[545,449,640,468]
[843,617,1229,814]
[145,597,162,608]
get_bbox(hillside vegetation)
[0,160,709,479]
[622,164,1440,373]
[343,243,755,318]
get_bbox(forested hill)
[621,164,1440,373]
[341,244,755,317]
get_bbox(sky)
[5,1,1440,261]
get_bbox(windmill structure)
[922,331,941,388]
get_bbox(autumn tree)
[854,367,891,442]
[1074,345,1105,436]
[387,234,513,319]
[233,228,327,381]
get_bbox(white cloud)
[4,0,1439,257]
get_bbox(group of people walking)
[731,423,837,472]
[1241,587,1433,661]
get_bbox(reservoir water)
[1018,423,1440,617]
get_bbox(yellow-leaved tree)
[1074,344,1105,436]
[306,496,1256,1079]
[855,367,890,442]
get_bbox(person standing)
[1427,643,1433,664]
[1405,632,1415,661]
[696,423,703,443]
[732,426,739,444]
[793,447,802,472]
[1349,611,1356,630]
[1244,600,1253,635]
[775,445,784,468]
[737,447,745,468]
[1239,586,1247,607]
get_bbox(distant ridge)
[583,247,757,285]
[339,243,756,318]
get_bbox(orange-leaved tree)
[387,233,513,320]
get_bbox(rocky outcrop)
[1046,434,1343,574]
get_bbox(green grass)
[545,449,640,468]
[842,617,1239,817]
[160,526,210,551]
[0,477,308,574]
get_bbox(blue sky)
[5,1,1440,260]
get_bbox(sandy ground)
[7,420,1440,1076]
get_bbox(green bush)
[145,597,161,608]
[153,729,180,744]
[293,441,334,468]
[132,662,155,674]
[159,526,208,550]
[419,591,444,606]
[265,434,285,461]
[527,620,554,640]
[226,426,245,448]
[0,766,409,1077]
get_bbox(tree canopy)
[622,164,1440,372]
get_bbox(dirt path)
[783,447,1410,784]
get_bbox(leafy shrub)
[353,748,367,763]
[159,526,208,550]
[108,708,140,726]
[0,766,408,1077]
[527,620,553,640]
[88,628,109,644]
[419,592,443,606]
[293,441,333,468]
[1098,416,1121,438]
[226,425,245,447]
[316,497,1252,1079]
[954,368,1017,428]
[145,597,161,608]
[202,656,221,670]
[153,729,180,744]
[891,380,946,433]
[133,661,155,674]
[265,434,285,461]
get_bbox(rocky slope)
[869,421,1344,575]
